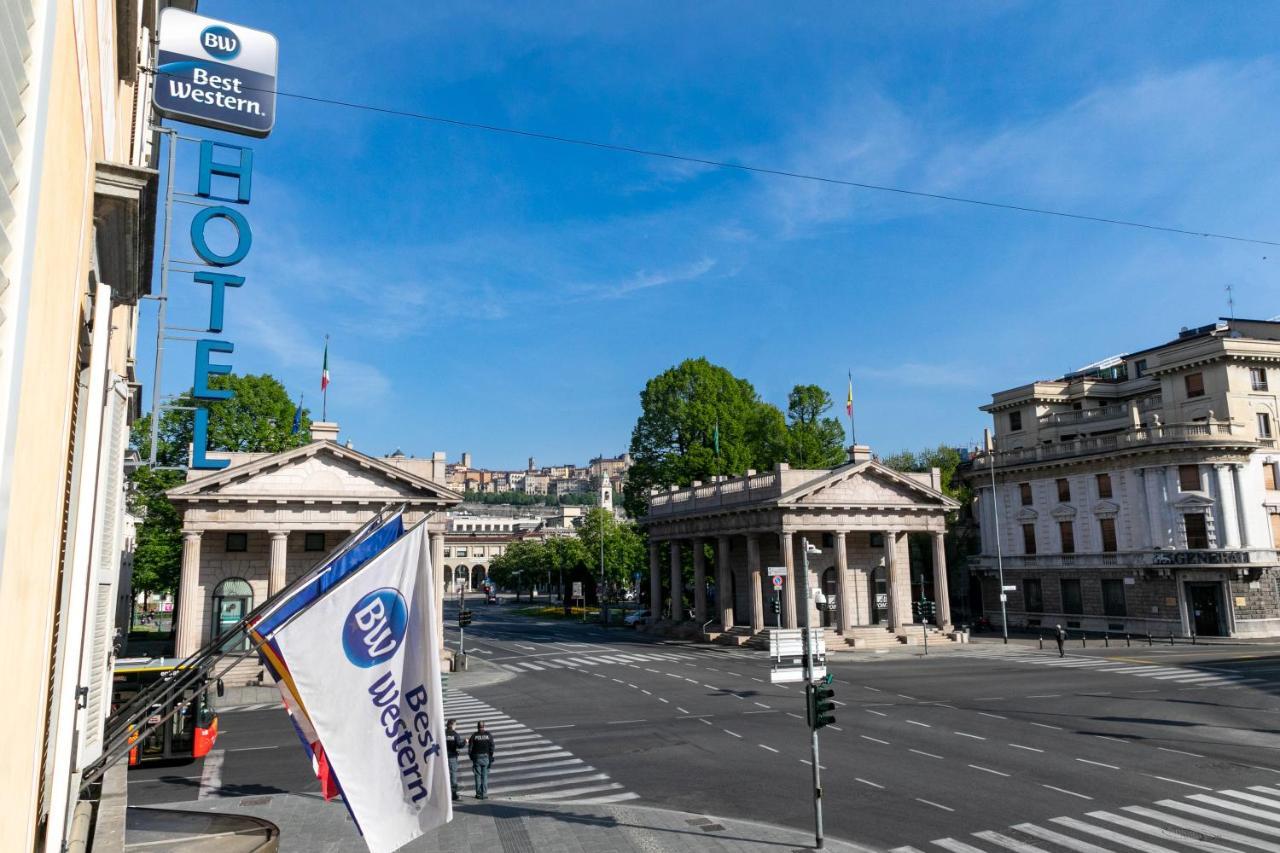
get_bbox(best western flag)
[271,522,451,852]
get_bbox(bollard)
[1147,632,1152,646]
[1126,633,1131,647]
[1169,632,1174,646]
[1039,635,1044,651]
[1104,633,1110,648]
[1191,630,1197,646]
[1082,634,1087,648]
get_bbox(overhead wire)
[144,69,1280,248]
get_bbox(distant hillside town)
[443,451,632,505]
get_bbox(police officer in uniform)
[468,721,496,799]
[444,719,465,802]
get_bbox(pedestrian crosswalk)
[496,650,702,673]
[959,646,1266,689]
[890,782,1280,852]
[443,691,639,805]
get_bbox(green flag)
[713,419,720,455]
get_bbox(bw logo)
[200,25,241,60]
[342,588,408,668]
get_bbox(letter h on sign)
[190,140,253,469]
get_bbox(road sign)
[771,575,785,588]
[572,581,583,598]
[770,628,826,659]
[1002,585,1017,591]
[999,593,1008,602]
[767,566,787,577]
[770,665,827,683]
[154,9,279,137]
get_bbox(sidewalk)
[158,792,879,853]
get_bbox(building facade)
[643,448,958,646]
[962,319,1280,638]
[0,2,171,849]
[167,424,462,680]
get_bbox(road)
[130,595,1280,851]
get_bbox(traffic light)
[458,610,472,628]
[808,683,836,730]
[771,597,781,615]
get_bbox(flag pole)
[321,334,330,421]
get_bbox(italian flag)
[846,373,853,417]
[320,340,330,391]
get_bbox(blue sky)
[146,1,1280,469]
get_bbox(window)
[1061,579,1083,615]
[1056,478,1071,503]
[1101,579,1127,617]
[443,547,452,557]
[212,577,253,650]
[1099,517,1118,552]
[1266,464,1278,491]
[1022,524,1037,555]
[1184,513,1209,549]
[1096,473,1113,499]
[1259,412,1273,439]
[1252,367,1269,391]
[1185,372,1205,398]
[1059,520,1075,554]
[474,546,485,557]
[1024,578,1043,612]
[1009,411,1023,432]
[1179,464,1201,492]
[1134,359,1147,378]
[1272,514,1280,547]
[225,532,248,552]
[1019,483,1033,506]
[304,532,326,552]
[456,547,468,558]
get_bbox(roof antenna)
[1226,283,1235,320]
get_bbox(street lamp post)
[987,451,1009,644]
[800,537,825,849]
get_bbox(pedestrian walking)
[445,719,465,802]
[1054,624,1066,658]
[468,721,495,799]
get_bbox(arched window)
[212,577,253,650]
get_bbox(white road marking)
[1146,775,1211,790]
[906,720,931,728]
[1157,747,1204,757]
[759,744,779,753]
[861,735,890,745]
[857,778,885,788]
[968,764,1010,777]
[197,750,224,800]
[723,730,742,738]
[909,749,943,759]
[1076,758,1120,770]
[1042,784,1092,800]
[915,797,954,812]
[979,712,1007,720]
[1009,744,1044,753]
[1030,722,1063,730]
[954,731,986,740]
[866,709,888,717]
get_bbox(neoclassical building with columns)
[642,446,960,648]
[167,423,462,681]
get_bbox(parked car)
[624,609,651,627]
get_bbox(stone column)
[1165,466,1183,546]
[747,533,764,632]
[176,530,203,658]
[931,531,952,629]
[885,530,910,631]
[1233,464,1254,547]
[649,540,662,616]
[834,530,849,633]
[1132,468,1153,549]
[1212,465,1240,548]
[669,540,683,620]
[1144,467,1170,547]
[780,531,797,629]
[692,538,707,624]
[268,531,289,597]
[717,535,734,630]
[429,530,446,647]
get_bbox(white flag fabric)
[272,521,451,852]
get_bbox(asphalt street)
[129,595,1280,851]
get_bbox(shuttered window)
[1099,518,1118,553]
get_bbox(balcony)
[970,419,1254,470]
[969,548,1278,571]
[647,472,780,518]
[1038,402,1129,427]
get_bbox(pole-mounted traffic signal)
[808,683,836,730]
[771,597,781,615]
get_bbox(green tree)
[879,445,970,507]
[132,373,312,466]
[578,508,647,597]
[784,384,847,469]
[126,373,311,597]
[625,358,787,518]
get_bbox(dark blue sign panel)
[154,9,278,138]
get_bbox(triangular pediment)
[1172,493,1214,509]
[1015,506,1039,521]
[1093,500,1120,517]
[1050,503,1077,520]
[168,442,462,505]
[779,461,959,510]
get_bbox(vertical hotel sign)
[153,10,278,468]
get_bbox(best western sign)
[154,8,278,138]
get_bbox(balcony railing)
[969,548,1278,570]
[647,472,780,517]
[971,420,1252,469]
[1038,402,1129,427]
